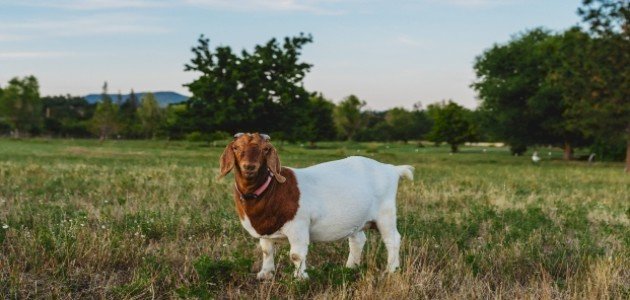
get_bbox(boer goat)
[219,133,414,279]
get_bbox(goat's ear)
[267,146,286,183]
[218,142,235,179]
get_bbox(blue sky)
[0,0,582,110]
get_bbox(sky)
[0,0,583,110]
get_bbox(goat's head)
[219,133,286,183]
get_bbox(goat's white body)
[291,156,406,242]
[246,156,413,279]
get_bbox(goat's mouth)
[243,169,259,179]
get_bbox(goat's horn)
[234,133,244,139]
[260,134,271,141]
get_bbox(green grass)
[0,138,628,299]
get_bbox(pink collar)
[235,171,274,201]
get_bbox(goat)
[219,132,414,280]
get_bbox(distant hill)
[84,91,188,107]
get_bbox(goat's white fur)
[243,156,414,279]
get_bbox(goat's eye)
[232,146,239,151]
[264,147,270,152]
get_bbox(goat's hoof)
[256,270,274,280]
[345,262,359,269]
[293,271,309,280]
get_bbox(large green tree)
[0,76,41,138]
[572,0,630,170]
[427,101,477,153]
[473,28,587,157]
[184,34,314,141]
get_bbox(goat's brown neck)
[234,167,272,195]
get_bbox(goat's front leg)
[257,238,275,280]
[287,227,310,279]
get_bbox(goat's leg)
[287,228,310,279]
[345,231,366,268]
[377,208,401,273]
[257,238,275,280]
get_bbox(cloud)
[5,0,171,10]
[7,0,345,13]
[0,34,28,42]
[427,0,520,8]
[0,13,169,39]
[0,51,75,59]
[183,0,344,14]
[396,35,425,47]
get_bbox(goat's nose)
[243,164,257,171]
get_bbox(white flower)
[2,224,8,229]
[101,225,106,229]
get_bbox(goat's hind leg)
[346,231,367,268]
[376,207,401,273]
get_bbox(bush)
[184,131,207,142]
[590,138,626,161]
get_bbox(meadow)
[0,138,628,299]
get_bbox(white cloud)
[7,0,345,13]
[183,0,343,14]
[396,35,432,48]
[0,51,74,59]
[5,0,171,10]
[0,13,169,39]
[427,0,520,8]
[0,34,28,42]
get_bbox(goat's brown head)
[219,133,286,183]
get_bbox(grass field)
[0,139,628,299]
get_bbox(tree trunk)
[12,128,20,139]
[563,142,573,160]
[450,144,458,153]
[625,139,630,173]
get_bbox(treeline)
[0,79,165,141]
[0,74,477,149]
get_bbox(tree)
[91,82,119,141]
[183,34,314,141]
[137,92,163,139]
[0,76,41,138]
[572,0,630,170]
[537,28,595,160]
[305,93,337,143]
[119,89,141,138]
[42,94,95,137]
[427,101,476,153]
[473,28,587,156]
[384,107,431,143]
[333,95,366,141]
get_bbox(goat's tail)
[394,165,414,181]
